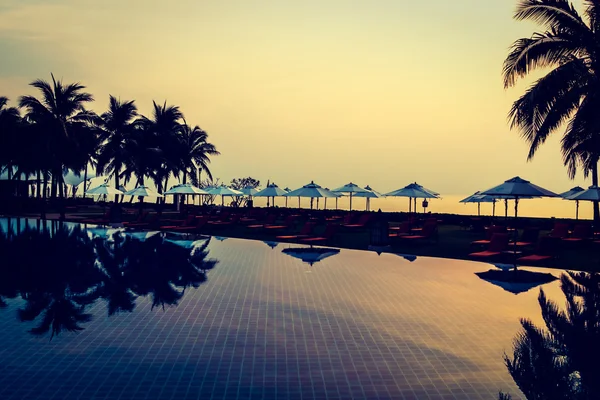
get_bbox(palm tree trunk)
[83,164,88,198]
[592,160,599,222]
[58,170,65,220]
[114,164,120,203]
[36,171,41,200]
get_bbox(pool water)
[0,218,565,399]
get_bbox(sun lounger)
[397,220,437,241]
[548,222,569,239]
[562,224,592,242]
[471,225,506,245]
[300,224,338,244]
[469,233,509,258]
[276,221,315,240]
[517,236,559,264]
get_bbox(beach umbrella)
[560,186,585,220]
[284,181,338,209]
[207,186,243,206]
[125,185,164,197]
[87,183,124,196]
[480,177,557,219]
[63,169,97,187]
[353,185,385,211]
[331,182,369,211]
[254,183,288,207]
[164,183,208,195]
[567,186,600,219]
[284,187,291,207]
[460,191,497,216]
[239,186,260,197]
[282,247,340,266]
[164,183,209,210]
[385,182,439,213]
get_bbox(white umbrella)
[239,186,260,197]
[284,181,338,209]
[164,183,209,195]
[460,191,497,216]
[63,169,97,187]
[567,186,600,220]
[353,185,385,211]
[559,186,585,220]
[207,185,243,206]
[331,182,369,211]
[481,176,557,218]
[125,185,164,197]
[385,182,439,213]
[254,183,288,207]
[86,183,124,196]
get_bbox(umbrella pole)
[298,197,300,208]
[350,193,353,211]
[408,197,411,213]
[492,201,496,217]
[336,197,338,210]
[504,199,508,218]
[477,202,481,216]
[576,200,579,220]
[324,198,327,209]
[222,195,224,206]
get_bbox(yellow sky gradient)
[0,0,593,196]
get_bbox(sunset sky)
[0,0,592,195]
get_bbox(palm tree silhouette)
[0,96,21,181]
[18,74,96,219]
[96,96,138,202]
[179,121,220,185]
[14,223,101,340]
[137,101,183,200]
[500,272,600,399]
[504,0,600,221]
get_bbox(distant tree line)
[0,74,220,218]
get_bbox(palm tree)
[503,0,600,221]
[179,121,220,185]
[137,101,183,200]
[0,96,21,181]
[500,271,600,399]
[18,74,95,219]
[96,96,138,202]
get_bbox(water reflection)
[0,218,218,339]
[476,269,557,295]
[282,246,340,266]
[500,272,600,399]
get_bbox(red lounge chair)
[512,227,540,247]
[562,224,592,242]
[160,215,196,230]
[126,213,159,229]
[208,214,241,227]
[398,220,438,241]
[549,222,569,239]
[300,224,338,243]
[122,211,149,227]
[389,221,411,238]
[264,215,297,230]
[276,222,315,240]
[173,216,209,232]
[343,214,371,228]
[517,237,559,264]
[471,225,506,245]
[469,233,509,258]
[247,214,278,229]
[82,209,112,224]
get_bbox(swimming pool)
[0,218,563,399]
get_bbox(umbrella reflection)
[475,269,557,295]
[282,246,340,266]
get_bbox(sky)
[0,0,593,195]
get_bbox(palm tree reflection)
[0,219,218,339]
[500,272,600,399]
